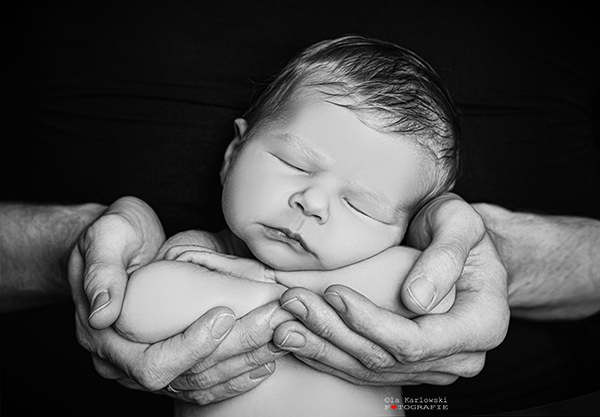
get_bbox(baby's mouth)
[264,225,309,251]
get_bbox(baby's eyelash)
[271,154,307,172]
[345,198,370,217]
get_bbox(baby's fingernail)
[249,362,275,379]
[211,313,236,339]
[408,276,436,311]
[280,297,308,319]
[88,290,111,321]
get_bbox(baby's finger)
[164,245,209,260]
[170,248,276,283]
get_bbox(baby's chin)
[249,245,327,272]
[255,252,321,271]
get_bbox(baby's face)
[221,98,433,271]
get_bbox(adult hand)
[68,196,290,402]
[272,193,510,385]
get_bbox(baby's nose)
[289,187,330,224]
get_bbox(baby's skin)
[115,233,455,417]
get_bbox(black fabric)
[4,2,599,415]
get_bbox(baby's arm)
[275,245,455,317]
[114,231,286,343]
[115,236,454,343]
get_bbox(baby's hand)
[164,245,278,284]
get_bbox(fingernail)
[267,342,287,354]
[279,331,306,348]
[280,297,308,319]
[408,276,436,311]
[211,313,236,339]
[323,291,346,313]
[249,362,275,379]
[88,290,110,321]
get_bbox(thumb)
[68,240,123,330]
[86,262,128,329]
[402,195,485,314]
[71,228,129,329]
[401,238,474,314]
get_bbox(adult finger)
[69,239,126,330]
[85,306,236,392]
[91,355,149,391]
[174,363,278,405]
[183,301,294,375]
[402,195,485,313]
[325,257,508,365]
[172,344,283,391]
[274,288,398,370]
[294,356,460,386]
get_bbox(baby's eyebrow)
[345,179,402,219]
[274,132,334,167]
[274,130,406,221]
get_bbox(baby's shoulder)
[158,229,231,257]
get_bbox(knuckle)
[222,377,247,397]
[436,374,460,386]
[311,315,337,341]
[74,317,93,350]
[434,242,466,271]
[242,327,268,351]
[187,390,215,406]
[242,351,264,369]
[357,367,387,383]
[462,361,484,378]
[91,356,117,380]
[138,373,165,392]
[190,369,219,390]
[309,338,332,362]
[393,341,425,364]
[133,361,169,391]
[415,372,459,386]
[82,261,105,288]
[358,345,394,370]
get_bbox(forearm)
[474,204,600,320]
[0,202,106,311]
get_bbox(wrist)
[471,204,537,310]
[471,203,517,277]
[58,203,107,283]
[473,203,600,319]
[0,202,106,311]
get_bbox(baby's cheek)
[321,221,401,268]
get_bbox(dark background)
[3,2,599,415]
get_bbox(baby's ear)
[220,119,248,185]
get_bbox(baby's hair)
[244,35,460,201]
